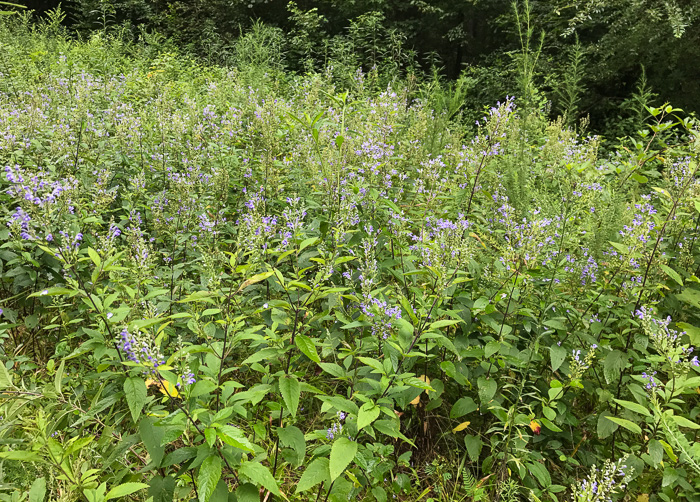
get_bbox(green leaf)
[357,357,385,374]
[296,458,330,493]
[28,477,46,502]
[148,476,176,502]
[450,397,478,419]
[295,334,320,363]
[464,435,482,463]
[239,461,281,497]
[676,322,700,345]
[216,425,255,452]
[484,340,500,358]
[603,350,626,385]
[429,319,460,330]
[543,319,566,331]
[613,399,652,417]
[124,377,147,423]
[278,425,306,467]
[676,288,700,309]
[235,484,260,502]
[279,374,300,418]
[540,417,562,432]
[28,287,77,297]
[659,440,678,462]
[139,417,165,467]
[357,402,380,430]
[318,395,358,414]
[210,481,229,502]
[660,264,683,286]
[527,462,551,488]
[549,345,566,372]
[197,456,222,502]
[597,411,618,439]
[87,247,101,267]
[671,415,700,429]
[242,348,281,365]
[54,359,65,395]
[329,437,358,482]
[0,363,13,389]
[609,241,629,255]
[0,450,43,462]
[403,376,434,391]
[648,439,663,465]
[105,483,149,500]
[317,363,346,378]
[299,237,318,252]
[604,416,642,435]
[477,377,497,404]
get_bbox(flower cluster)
[326,411,347,440]
[637,306,699,371]
[641,370,659,391]
[569,345,597,380]
[4,164,77,208]
[118,329,165,372]
[237,186,277,262]
[278,197,307,250]
[409,215,472,277]
[360,297,402,340]
[570,455,632,502]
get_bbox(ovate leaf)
[28,477,46,502]
[549,345,566,372]
[357,402,380,431]
[296,457,330,493]
[148,476,176,502]
[216,425,255,452]
[105,483,149,500]
[527,462,551,488]
[597,411,618,439]
[197,456,222,502]
[477,377,497,404]
[124,377,147,423]
[450,397,477,419]
[660,264,683,286]
[139,417,165,467]
[464,435,482,463]
[452,421,471,433]
[329,437,358,481]
[278,425,305,467]
[603,350,626,385]
[239,461,281,497]
[295,334,320,363]
[279,375,300,418]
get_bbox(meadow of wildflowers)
[1,15,700,502]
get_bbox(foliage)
[1,14,700,502]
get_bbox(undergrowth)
[0,11,700,502]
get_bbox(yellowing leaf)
[236,271,274,293]
[469,232,487,248]
[529,420,541,435]
[410,395,420,406]
[452,421,471,433]
[145,378,180,399]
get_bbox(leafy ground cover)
[1,14,700,502]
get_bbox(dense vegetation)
[19,0,700,137]
[1,5,700,502]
